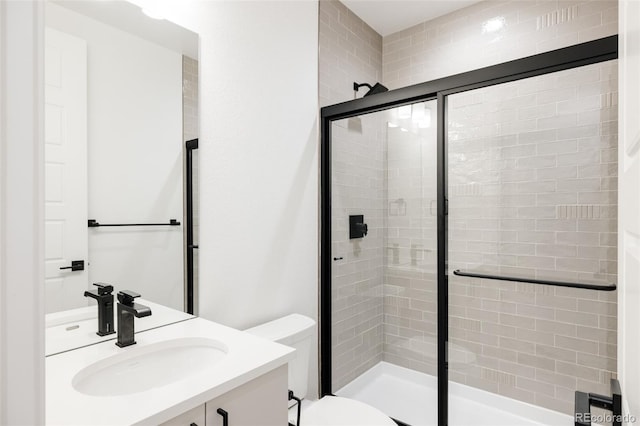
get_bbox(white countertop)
[46,317,295,425]
[45,299,193,356]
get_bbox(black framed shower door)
[320,35,618,426]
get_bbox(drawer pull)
[217,408,229,426]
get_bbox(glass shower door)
[446,60,618,425]
[329,100,439,425]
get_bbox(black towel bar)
[453,270,616,291]
[88,219,180,227]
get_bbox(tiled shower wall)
[319,0,385,391]
[323,0,619,411]
[382,0,618,89]
[331,115,386,390]
[383,107,439,375]
[447,60,618,414]
[377,0,619,414]
[319,0,382,107]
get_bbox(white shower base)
[335,362,573,426]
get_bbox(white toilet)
[245,314,396,426]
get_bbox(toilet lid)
[302,396,397,426]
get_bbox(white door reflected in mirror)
[43,0,199,321]
[44,28,89,314]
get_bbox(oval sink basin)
[72,337,228,396]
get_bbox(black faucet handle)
[93,282,114,295]
[117,290,141,305]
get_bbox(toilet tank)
[245,314,315,401]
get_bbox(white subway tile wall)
[320,0,385,391]
[447,60,618,414]
[331,115,386,390]
[382,0,618,90]
[183,56,198,142]
[319,0,382,107]
[383,103,439,375]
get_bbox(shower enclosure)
[321,36,619,426]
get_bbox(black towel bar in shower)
[88,219,180,227]
[452,270,616,291]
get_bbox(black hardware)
[84,282,115,336]
[349,215,368,239]
[333,257,343,261]
[185,138,198,315]
[574,379,622,426]
[437,92,448,426]
[288,390,302,426]
[353,81,388,97]
[59,260,84,271]
[216,408,228,426]
[324,36,617,121]
[88,219,180,227]
[320,36,618,426]
[115,290,152,348]
[453,270,616,291]
[189,423,197,426]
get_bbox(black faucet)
[115,290,152,348]
[84,283,115,336]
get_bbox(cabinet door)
[160,404,206,426]
[206,365,288,426]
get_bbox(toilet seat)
[301,396,397,426]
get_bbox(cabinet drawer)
[206,365,288,426]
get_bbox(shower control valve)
[349,215,368,239]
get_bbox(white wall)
[46,3,184,310]
[618,0,640,420]
[3,0,325,413]
[128,0,320,397]
[0,1,45,424]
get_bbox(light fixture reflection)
[412,103,426,120]
[398,105,411,119]
[418,106,432,128]
[482,16,505,34]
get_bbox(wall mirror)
[43,0,199,331]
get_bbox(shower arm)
[353,81,388,97]
[353,82,373,92]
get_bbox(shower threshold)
[335,362,573,426]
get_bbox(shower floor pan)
[335,361,573,426]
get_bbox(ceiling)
[341,0,484,36]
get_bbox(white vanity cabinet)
[46,318,295,425]
[160,405,206,426]
[205,365,288,426]
[160,365,288,426]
